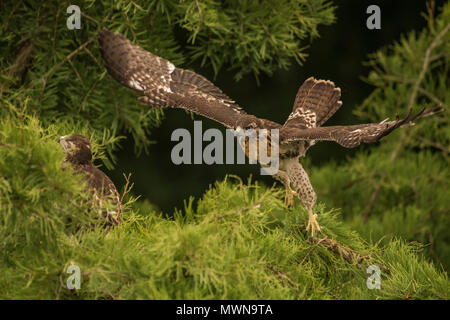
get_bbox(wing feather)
[99,28,246,128]
[280,107,442,148]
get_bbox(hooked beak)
[233,126,244,136]
[58,136,70,151]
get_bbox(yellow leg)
[306,209,321,238]
[284,185,298,207]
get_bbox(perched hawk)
[59,134,121,226]
[99,28,440,237]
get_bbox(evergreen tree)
[0,0,448,299]
[312,1,450,270]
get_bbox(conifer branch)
[363,22,450,223]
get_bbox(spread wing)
[283,77,342,129]
[99,28,248,128]
[280,107,442,148]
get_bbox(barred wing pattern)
[99,29,441,149]
[99,28,248,128]
[280,107,442,148]
[283,77,342,129]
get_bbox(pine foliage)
[0,1,449,299]
[0,0,335,163]
[311,2,450,270]
[0,114,448,299]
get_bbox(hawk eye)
[245,123,256,130]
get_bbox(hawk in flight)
[99,28,440,237]
[59,134,121,226]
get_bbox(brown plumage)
[59,134,121,226]
[98,28,441,237]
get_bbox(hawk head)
[58,134,92,165]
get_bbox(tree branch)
[363,22,450,223]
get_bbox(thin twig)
[382,75,446,108]
[39,34,97,84]
[125,13,137,43]
[415,135,450,154]
[257,17,272,38]
[300,236,328,265]
[2,0,23,33]
[363,22,450,222]
[68,58,84,85]
[266,264,302,297]
[407,23,450,112]
[80,11,101,30]
[0,40,34,96]
[84,47,103,70]
[52,2,66,57]
[78,77,101,113]
[31,34,98,107]
[195,0,203,22]
[417,87,446,107]
[318,175,375,196]
[309,236,373,268]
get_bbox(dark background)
[106,1,438,214]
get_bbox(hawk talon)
[284,186,298,207]
[306,210,321,238]
[98,29,441,240]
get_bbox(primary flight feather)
[98,28,441,237]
